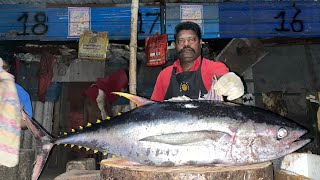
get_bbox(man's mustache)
[178,47,195,55]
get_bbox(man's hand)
[213,72,244,101]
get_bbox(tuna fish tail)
[22,111,54,180]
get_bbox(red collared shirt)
[151,56,229,101]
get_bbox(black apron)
[164,59,207,100]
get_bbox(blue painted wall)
[0,2,319,41]
[0,5,161,41]
[219,2,320,38]
[165,4,219,40]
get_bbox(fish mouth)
[286,129,311,151]
[288,138,311,151]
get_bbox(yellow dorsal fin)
[64,144,67,147]
[103,152,107,156]
[117,112,122,116]
[106,116,111,120]
[64,132,67,135]
[85,147,90,151]
[93,150,98,153]
[112,92,154,107]
[79,126,83,130]
[87,123,92,127]
[71,129,75,133]
[96,119,102,123]
[78,146,82,149]
[70,144,75,148]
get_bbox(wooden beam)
[215,38,268,76]
[129,0,139,109]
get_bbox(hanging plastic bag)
[78,30,109,61]
[145,33,168,66]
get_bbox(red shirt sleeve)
[201,59,229,91]
[151,66,173,102]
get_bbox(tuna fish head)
[230,110,310,164]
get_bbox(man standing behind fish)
[151,21,244,101]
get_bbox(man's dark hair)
[0,46,15,74]
[0,46,15,66]
[174,21,202,40]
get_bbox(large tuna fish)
[24,92,310,180]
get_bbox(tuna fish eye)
[277,127,288,139]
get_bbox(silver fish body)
[54,100,310,166]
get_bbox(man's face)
[175,30,202,64]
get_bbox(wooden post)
[317,92,320,132]
[100,158,274,180]
[129,0,139,110]
[160,0,166,34]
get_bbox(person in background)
[151,21,244,101]
[0,57,22,167]
[0,49,33,127]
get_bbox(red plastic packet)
[145,33,168,66]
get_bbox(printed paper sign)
[180,5,203,32]
[68,7,91,37]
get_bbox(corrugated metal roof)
[1,0,300,5]
[0,0,226,5]
[0,0,305,5]
[1,0,153,4]
[0,0,122,4]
